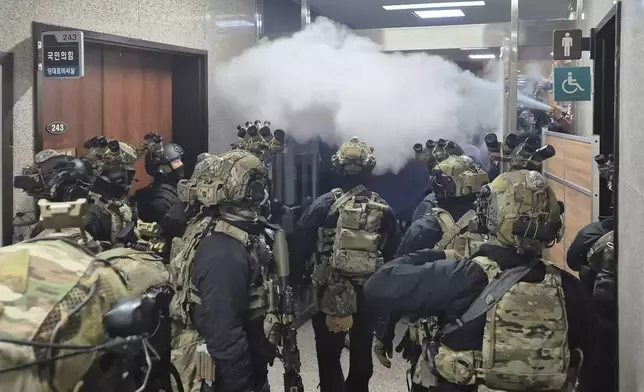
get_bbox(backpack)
[428,208,484,258]
[434,256,570,391]
[329,186,389,281]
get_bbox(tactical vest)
[433,257,570,391]
[97,247,170,296]
[316,186,388,282]
[168,216,271,392]
[91,194,134,244]
[427,208,484,258]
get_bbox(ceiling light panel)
[383,1,485,11]
[414,9,465,18]
[469,54,496,59]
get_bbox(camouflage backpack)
[433,256,570,391]
[427,208,484,259]
[0,238,128,392]
[329,186,389,281]
[96,247,170,296]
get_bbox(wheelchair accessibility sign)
[554,66,591,101]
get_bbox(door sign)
[552,29,583,60]
[553,67,592,102]
[46,121,68,135]
[41,31,85,79]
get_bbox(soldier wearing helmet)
[289,137,400,392]
[372,151,489,383]
[168,149,276,392]
[364,170,601,392]
[0,198,176,392]
[133,134,187,241]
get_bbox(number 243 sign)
[46,122,68,135]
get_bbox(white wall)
[0,0,258,214]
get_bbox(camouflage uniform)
[0,198,176,392]
[364,170,601,392]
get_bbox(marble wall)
[616,0,644,390]
[0,0,258,213]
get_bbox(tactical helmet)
[144,142,185,180]
[331,137,376,175]
[429,155,489,200]
[595,154,614,192]
[14,150,95,202]
[93,164,136,199]
[177,149,268,208]
[475,170,563,253]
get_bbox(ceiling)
[304,0,575,30]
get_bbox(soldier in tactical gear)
[0,198,178,392]
[133,133,187,241]
[289,137,400,392]
[81,137,139,245]
[169,149,278,392]
[364,170,602,392]
[12,149,107,242]
[566,154,616,392]
[373,152,489,384]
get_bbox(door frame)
[31,22,208,154]
[1,52,14,245]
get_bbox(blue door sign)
[553,66,592,102]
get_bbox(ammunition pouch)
[263,312,281,345]
[170,330,216,392]
[319,274,357,317]
[312,257,331,287]
[249,283,270,320]
[434,345,481,386]
[331,248,383,279]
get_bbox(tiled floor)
[268,321,409,392]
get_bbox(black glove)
[395,328,421,363]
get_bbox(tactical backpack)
[329,186,389,280]
[0,238,129,392]
[428,208,484,259]
[433,257,571,391]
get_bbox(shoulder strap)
[442,258,541,336]
[328,185,367,216]
[213,220,250,246]
[433,210,477,251]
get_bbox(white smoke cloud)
[216,17,519,174]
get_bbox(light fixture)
[469,54,496,59]
[216,20,254,28]
[414,9,465,18]
[460,47,488,51]
[383,1,485,11]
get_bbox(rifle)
[272,228,305,392]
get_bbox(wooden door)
[41,44,103,156]
[102,47,173,191]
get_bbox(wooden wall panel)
[42,44,103,155]
[102,47,173,191]
[544,135,567,179]
[565,140,592,191]
[543,134,594,277]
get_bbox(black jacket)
[364,244,601,392]
[134,181,187,240]
[190,221,273,392]
[566,216,614,292]
[289,188,401,280]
